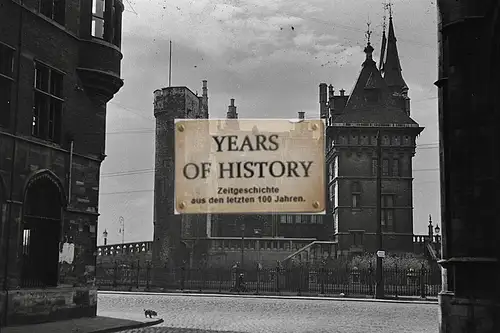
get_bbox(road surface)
[98,293,438,333]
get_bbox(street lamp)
[103,229,108,246]
[435,224,440,235]
[240,224,245,268]
[118,216,125,253]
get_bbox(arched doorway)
[21,172,63,287]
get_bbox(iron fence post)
[276,265,280,294]
[146,262,151,290]
[136,260,140,289]
[368,262,373,296]
[320,265,325,295]
[113,261,118,288]
[180,265,185,291]
[420,263,426,299]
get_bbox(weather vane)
[365,20,373,44]
[384,0,393,19]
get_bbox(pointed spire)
[381,10,408,94]
[379,2,388,69]
[363,21,375,65]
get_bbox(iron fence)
[95,262,442,298]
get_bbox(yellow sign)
[174,119,325,214]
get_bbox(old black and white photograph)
[0,0,499,332]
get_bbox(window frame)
[32,61,64,143]
[381,194,395,232]
[0,42,15,128]
[91,0,106,39]
[39,0,66,26]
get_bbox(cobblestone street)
[98,293,439,333]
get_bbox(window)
[286,215,293,224]
[371,135,377,145]
[393,136,401,146]
[39,0,66,25]
[382,135,390,145]
[382,195,395,232]
[371,159,378,176]
[32,62,63,142]
[280,215,286,224]
[295,215,302,224]
[351,231,364,246]
[351,182,361,208]
[382,159,389,176]
[360,135,369,145]
[392,159,400,176]
[352,194,360,208]
[329,162,333,181]
[92,0,106,38]
[0,43,14,128]
[403,135,411,145]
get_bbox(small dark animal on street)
[144,309,158,318]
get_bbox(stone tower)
[152,81,209,277]
[324,15,424,256]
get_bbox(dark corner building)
[323,13,424,256]
[436,1,500,332]
[0,0,124,326]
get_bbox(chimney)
[328,84,334,100]
[319,83,327,103]
[298,111,305,119]
[202,80,208,96]
[227,98,238,119]
[201,80,208,117]
[340,89,345,96]
[319,83,328,119]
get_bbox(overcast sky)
[98,0,440,245]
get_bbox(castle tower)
[152,81,209,277]
[324,22,424,256]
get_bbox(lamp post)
[103,229,108,246]
[118,216,125,253]
[434,224,441,257]
[240,224,245,268]
[375,130,384,299]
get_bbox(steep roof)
[380,16,408,92]
[333,42,418,126]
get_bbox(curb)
[90,318,164,333]
[98,290,438,305]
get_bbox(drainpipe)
[68,140,74,206]
[3,0,24,328]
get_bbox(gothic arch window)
[21,172,64,288]
[382,135,390,146]
[403,135,411,145]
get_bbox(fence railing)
[96,263,442,298]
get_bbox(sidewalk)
[99,290,438,305]
[2,316,164,333]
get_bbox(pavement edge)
[91,318,164,333]
[98,291,438,305]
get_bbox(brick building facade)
[0,0,124,326]
[324,16,424,256]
